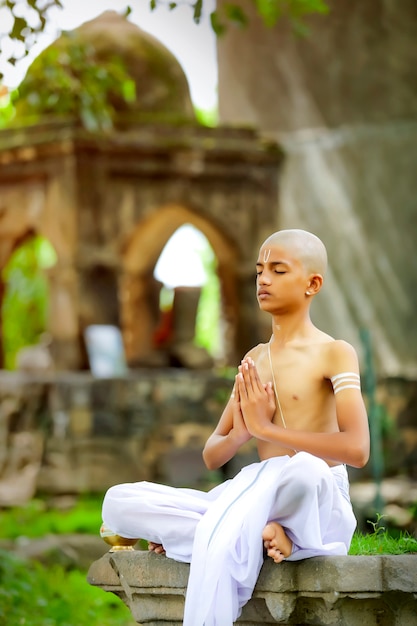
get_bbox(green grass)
[0,495,136,626]
[0,494,104,539]
[0,549,135,626]
[349,515,417,555]
[349,530,417,555]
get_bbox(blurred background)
[0,1,416,624]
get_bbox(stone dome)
[16,11,195,121]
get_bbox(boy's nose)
[258,273,271,285]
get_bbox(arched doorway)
[121,205,238,368]
[153,223,224,366]
[1,234,57,370]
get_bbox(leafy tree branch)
[0,0,329,81]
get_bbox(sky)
[154,225,209,288]
[0,0,218,111]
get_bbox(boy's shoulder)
[322,338,360,379]
[325,338,358,356]
[309,329,358,353]
[311,329,357,356]
[244,335,358,364]
[245,342,267,359]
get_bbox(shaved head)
[260,229,327,276]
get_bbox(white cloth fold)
[102,452,357,626]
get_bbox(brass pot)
[100,523,138,552]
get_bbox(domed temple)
[15,11,195,122]
[0,11,282,371]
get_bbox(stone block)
[382,554,417,592]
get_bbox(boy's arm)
[237,341,370,468]
[202,386,253,471]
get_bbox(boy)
[102,229,370,626]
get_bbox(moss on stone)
[15,11,195,125]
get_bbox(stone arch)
[0,229,58,369]
[0,193,63,276]
[121,204,239,366]
[0,178,80,370]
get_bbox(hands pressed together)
[232,357,276,440]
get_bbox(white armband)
[331,372,361,395]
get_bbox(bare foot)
[262,522,292,563]
[148,541,166,555]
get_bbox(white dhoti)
[102,452,356,626]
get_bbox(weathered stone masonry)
[0,121,282,371]
[88,551,417,625]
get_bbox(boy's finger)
[236,372,248,398]
[245,358,264,394]
[248,358,262,386]
[241,361,253,389]
[231,383,241,403]
[266,381,275,404]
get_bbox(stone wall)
[0,369,235,503]
[0,371,416,506]
[87,550,417,625]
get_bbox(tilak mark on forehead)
[263,249,271,263]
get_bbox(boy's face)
[256,243,311,313]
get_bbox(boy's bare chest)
[255,342,335,434]
[256,346,326,406]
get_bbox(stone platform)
[87,550,417,625]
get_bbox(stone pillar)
[169,286,213,369]
[120,270,165,367]
[47,264,81,370]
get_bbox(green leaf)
[224,3,248,27]
[79,106,99,132]
[210,10,226,36]
[10,16,27,41]
[122,78,136,102]
[193,0,203,23]
[194,104,218,127]
[254,0,281,27]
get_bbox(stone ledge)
[87,550,417,625]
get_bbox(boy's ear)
[305,274,323,296]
